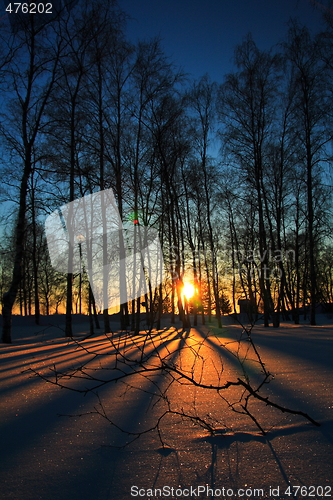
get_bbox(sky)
[119,0,327,82]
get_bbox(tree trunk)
[2,155,32,343]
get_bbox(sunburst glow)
[182,282,195,300]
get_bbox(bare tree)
[1,17,63,343]
[82,0,128,334]
[284,22,333,325]
[186,75,222,327]
[218,36,282,327]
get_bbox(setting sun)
[182,282,195,300]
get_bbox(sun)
[182,282,195,300]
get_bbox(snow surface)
[0,314,333,500]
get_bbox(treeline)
[0,0,332,342]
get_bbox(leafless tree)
[283,21,333,325]
[1,15,64,343]
[218,36,281,327]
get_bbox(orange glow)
[182,282,195,300]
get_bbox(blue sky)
[120,0,326,81]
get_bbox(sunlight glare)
[182,282,195,300]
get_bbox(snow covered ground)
[0,314,332,500]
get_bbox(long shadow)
[194,325,265,382]
[0,325,168,365]
[194,325,332,425]
[0,337,125,393]
[0,326,193,500]
[0,324,185,470]
[73,327,192,498]
[226,324,333,372]
[2,322,331,499]
[0,326,180,390]
[194,419,333,494]
[129,327,204,494]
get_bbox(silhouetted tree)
[284,22,332,324]
[218,36,281,326]
[1,16,63,343]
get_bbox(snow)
[0,314,333,500]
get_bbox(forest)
[0,0,332,344]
